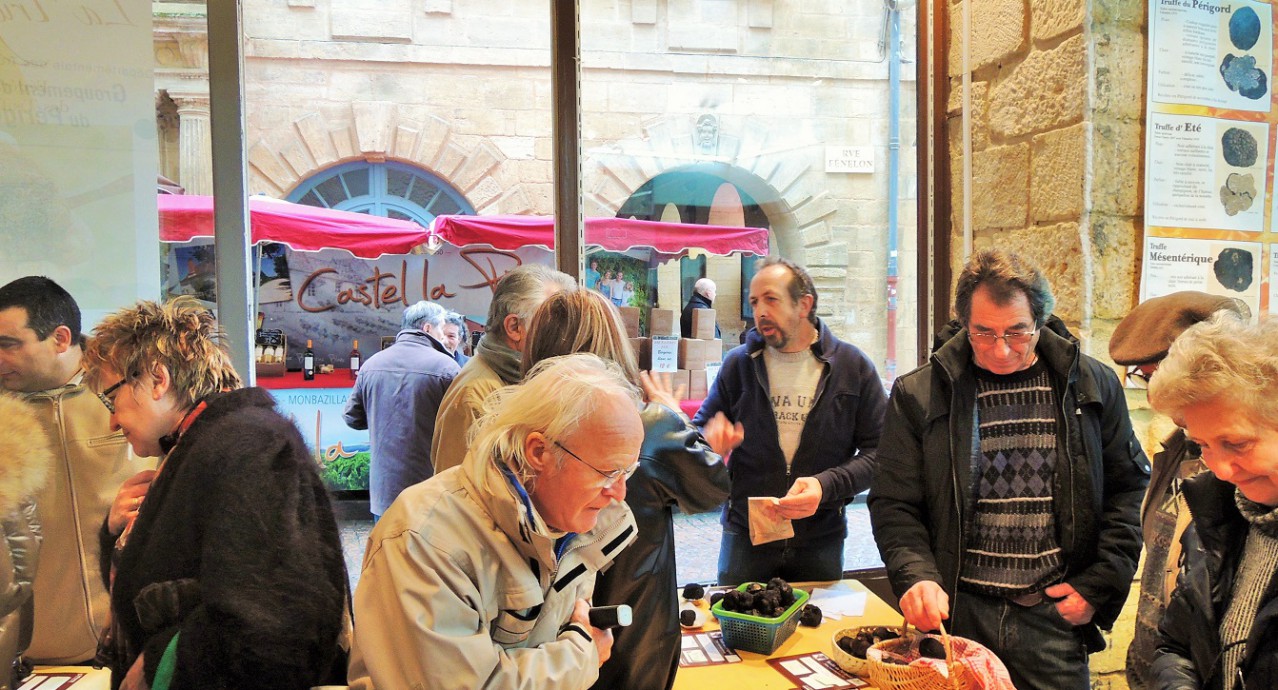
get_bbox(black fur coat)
[98,387,347,690]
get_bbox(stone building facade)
[154,0,921,375]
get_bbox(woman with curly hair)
[85,297,348,690]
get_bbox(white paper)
[808,584,869,618]
[1149,0,1272,111]
[651,336,680,373]
[1145,113,1267,231]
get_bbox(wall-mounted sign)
[825,146,875,173]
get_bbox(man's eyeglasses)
[552,440,639,488]
[1125,365,1152,390]
[97,377,128,414]
[968,330,1037,348]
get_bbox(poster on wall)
[0,0,160,315]
[1142,0,1277,313]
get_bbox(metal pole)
[207,0,255,385]
[885,0,901,381]
[550,0,582,281]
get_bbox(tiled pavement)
[337,495,884,593]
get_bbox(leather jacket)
[592,403,729,690]
[1152,473,1278,690]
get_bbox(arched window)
[287,161,474,225]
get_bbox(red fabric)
[158,194,430,259]
[430,214,769,257]
[679,398,703,419]
[254,371,355,390]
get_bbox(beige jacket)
[21,375,147,664]
[348,449,637,690]
[430,356,508,474]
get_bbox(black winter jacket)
[868,318,1149,635]
[592,403,729,690]
[99,388,348,690]
[680,292,720,339]
[693,319,886,544]
[1152,473,1278,690]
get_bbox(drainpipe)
[885,0,901,381]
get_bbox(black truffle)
[709,591,726,608]
[799,604,823,627]
[919,637,947,660]
[682,583,706,601]
[838,635,872,659]
[679,609,698,627]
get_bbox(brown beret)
[1109,291,1249,365]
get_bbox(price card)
[651,336,679,373]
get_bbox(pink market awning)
[429,214,769,257]
[158,194,431,259]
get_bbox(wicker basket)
[865,623,977,690]
[710,583,811,654]
[829,625,911,678]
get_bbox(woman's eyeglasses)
[552,440,639,488]
[97,377,127,414]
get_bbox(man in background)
[694,257,886,583]
[442,311,470,366]
[431,264,576,474]
[0,276,146,664]
[680,278,721,339]
[345,300,458,520]
[1110,291,1249,689]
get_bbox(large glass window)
[288,161,475,226]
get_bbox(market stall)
[161,203,767,493]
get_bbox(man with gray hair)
[345,300,459,519]
[441,311,469,366]
[348,353,642,689]
[431,264,576,473]
[680,277,720,338]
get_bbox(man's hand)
[109,470,158,536]
[703,412,745,459]
[120,653,150,690]
[900,580,949,632]
[774,477,822,519]
[1044,583,1095,625]
[571,599,614,667]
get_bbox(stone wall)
[945,0,1147,684]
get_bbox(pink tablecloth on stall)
[680,399,703,419]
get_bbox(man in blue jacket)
[345,300,459,520]
[694,257,887,584]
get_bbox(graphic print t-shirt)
[763,346,822,470]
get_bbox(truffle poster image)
[1141,236,1261,315]
[1270,244,1278,311]
[1146,112,1266,231]
[1150,0,1272,112]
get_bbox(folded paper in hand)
[748,496,794,545]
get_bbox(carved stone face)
[696,114,719,152]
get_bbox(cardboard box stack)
[638,306,723,400]
[649,308,677,337]
[617,306,642,338]
[691,308,717,339]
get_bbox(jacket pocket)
[489,588,544,647]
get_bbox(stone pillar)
[172,94,213,196]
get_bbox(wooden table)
[24,667,110,690]
[672,579,901,689]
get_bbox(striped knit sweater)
[959,362,1066,597]
[1219,493,1278,689]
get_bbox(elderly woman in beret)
[87,298,348,690]
[1148,313,1278,690]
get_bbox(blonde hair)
[472,353,639,490]
[520,289,640,385]
[1148,312,1278,426]
[84,297,241,409]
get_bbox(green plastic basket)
[711,583,811,654]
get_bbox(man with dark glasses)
[1109,290,1249,689]
[0,277,148,666]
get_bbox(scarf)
[475,334,523,385]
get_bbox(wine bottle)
[303,339,315,380]
[350,339,362,379]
